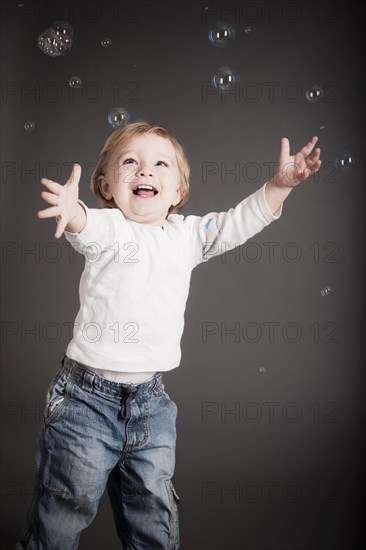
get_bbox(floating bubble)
[208,21,236,48]
[24,121,35,131]
[37,20,73,57]
[69,76,82,88]
[320,286,332,296]
[108,107,131,129]
[37,30,69,56]
[259,367,266,373]
[244,26,252,34]
[101,37,112,48]
[212,65,239,91]
[334,150,359,172]
[320,124,326,130]
[305,84,324,103]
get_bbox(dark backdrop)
[1,1,365,549]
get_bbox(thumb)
[68,163,82,186]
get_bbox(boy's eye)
[123,159,169,167]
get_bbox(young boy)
[16,121,321,549]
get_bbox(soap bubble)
[212,66,239,91]
[320,286,332,296]
[24,121,35,131]
[37,20,73,57]
[208,21,236,47]
[69,76,82,88]
[305,84,324,103]
[334,150,359,172]
[259,366,266,373]
[37,29,69,57]
[101,37,112,48]
[320,124,326,130]
[108,107,131,128]
[244,26,252,34]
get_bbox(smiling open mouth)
[132,185,159,198]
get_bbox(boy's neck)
[122,213,167,229]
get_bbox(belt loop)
[81,369,95,393]
[152,372,163,394]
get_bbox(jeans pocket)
[44,373,70,425]
[163,390,178,415]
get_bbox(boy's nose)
[137,164,155,177]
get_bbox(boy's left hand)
[276,136,321,188]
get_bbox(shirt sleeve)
[184,181,283,268]
[63,199,118,258]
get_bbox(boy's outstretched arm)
[265,136,322,216]
[37,163,86,238]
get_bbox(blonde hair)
[90,120,190,216]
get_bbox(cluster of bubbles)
[37,20,73,57]
[303,87,358,174]
[208,21,251,91]
[31,15,362,186]
[206,21,329,115]
[320,286,332,296]
[35,22,130,129]
[259,367,267,373]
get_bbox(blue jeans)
[15,353,180,549]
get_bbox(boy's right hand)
[37,163,82,239]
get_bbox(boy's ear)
[171,184,182,207]
[99,175,113,200]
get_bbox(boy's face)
[100,133,182,226]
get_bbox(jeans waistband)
[60,353,163,418]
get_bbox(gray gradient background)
[1,1,365,549]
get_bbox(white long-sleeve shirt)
[63,181,282,382]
